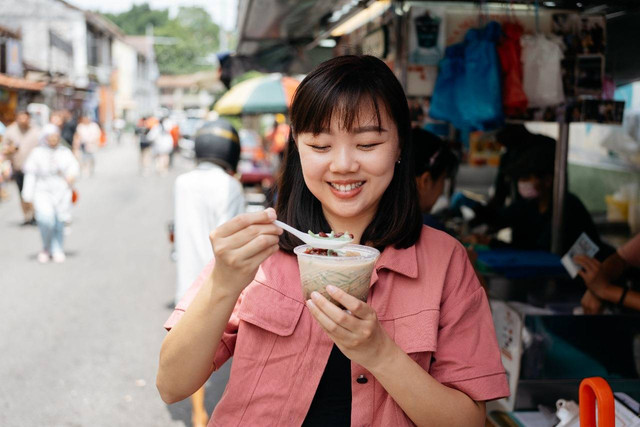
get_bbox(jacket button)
[356,375,368,384]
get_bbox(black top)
[490,192,614,258]
[302,345,352,426]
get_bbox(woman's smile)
[327,180,366,198]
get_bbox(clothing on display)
[521,34,565,107]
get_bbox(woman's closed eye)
[308,144,330,151]
[358,142,383,150]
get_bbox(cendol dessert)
[303,230,355,256]
[294,242,380,306]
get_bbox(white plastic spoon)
[273,220,354,250]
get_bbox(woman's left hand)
[306,285,393,370]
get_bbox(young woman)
[412,127,459,230]
[157,55,508,426]
[22,124,79,263]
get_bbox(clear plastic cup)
[294,244,380,306]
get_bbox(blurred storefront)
[0,25,45,123]
[157,71,223,113]
[0,0,159,130]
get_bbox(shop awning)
[234,0,346,74]
[236,0,640,82]
[0,74,46,92]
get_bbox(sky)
[66,0,238,30]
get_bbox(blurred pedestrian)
[50,111,71,149]
[149,118,173,175]
[168,119,180,168]
[0,122,11,201]
[113,118,126,145]
[138,117,158,175]
[3,110,41,225]
[21,124,79,263]
[61,110,78,149]
[265,113,289,172]
[172,118,244,427]
[73,115,101,176]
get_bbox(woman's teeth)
[330,182,364,192]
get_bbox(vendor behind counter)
[411,127,459,232]
[472,140,614,259]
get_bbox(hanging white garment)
[521,34,565,108]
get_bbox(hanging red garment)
[497,22,528,115]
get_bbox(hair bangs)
[290,66,388,136]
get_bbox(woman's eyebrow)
[314,125,387,135]
[353,126,387,134]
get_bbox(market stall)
[211,73,302,206]
[233,0,640,423]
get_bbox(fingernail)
[326,285,337,294]
[306,299,315,309]
[311,291,320,300]
[266,208,276,220]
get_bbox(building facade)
[0,0,159,128]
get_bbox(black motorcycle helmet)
[194,118,241,172]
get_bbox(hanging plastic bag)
[521,34,565,107]
[498,22,528,115]
[459,21,504,130]
[429,43,466,129]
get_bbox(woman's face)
[417,173,446,213]
[297,103,400,228]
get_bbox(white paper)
[561,232,599,278]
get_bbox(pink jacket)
[165,226,509,426]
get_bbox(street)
[0,138,230,427]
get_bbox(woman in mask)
[481,141,608,255]
[22,124,79,263]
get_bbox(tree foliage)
[103,4,169,36]
[103,3,220,75]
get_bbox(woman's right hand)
[209,208,282,295]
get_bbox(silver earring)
[396,159,401,164]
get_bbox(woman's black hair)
[412,128,459,180]
[505,140,556,180]
[276,55,423,252]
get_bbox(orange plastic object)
[579,377,615,427]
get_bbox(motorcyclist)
[171,118,245,427]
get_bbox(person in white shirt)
[22,124,80,263]
[73,115,101,176]
[174,119,245,304]
[150,118,174,174]
[172,118,244,427]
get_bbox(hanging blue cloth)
[429,43,466,129]
[429,21,504,131]
[460,21,503,130]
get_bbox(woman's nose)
[329,147,359,173]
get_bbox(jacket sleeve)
[429,243,510,401]
[164,259,244,371]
